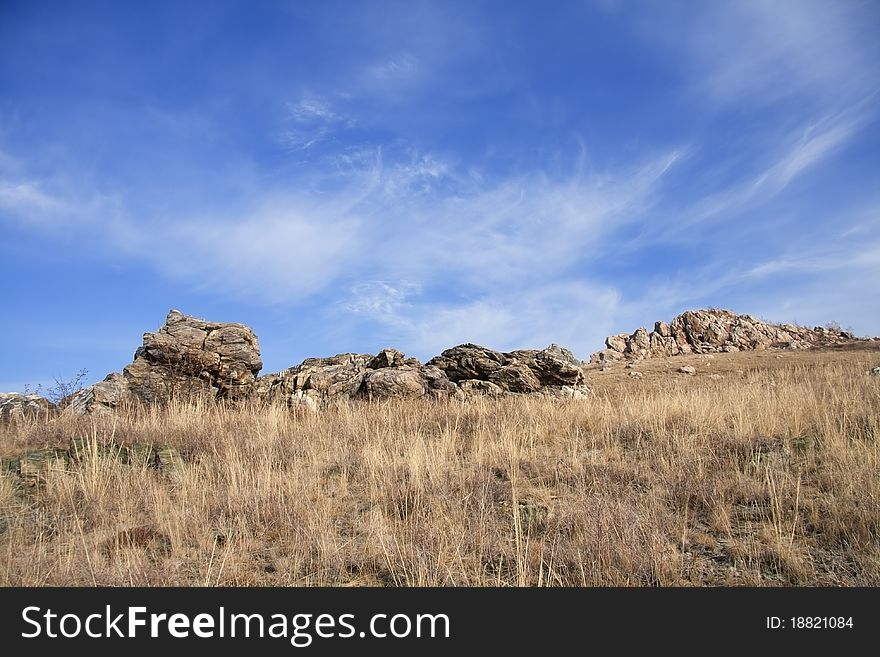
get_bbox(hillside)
[1,340,878,586]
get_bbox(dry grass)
[1,346,878,586]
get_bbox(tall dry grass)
[1,348,878,586]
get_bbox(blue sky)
[1,0,879,391]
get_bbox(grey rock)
[592,308,866,364]
[605,334,629,353]
[258,348,458,408]
[428,342,585,391]
[0,393,56,420]
[420,365,460,397]
[69,310,263,413]
[368,348,406,369]
[627,327,651,356]
[488,363,542,393]
[531,344,584,386]
[361,367,426,399]
[542,385,591,400]
[426,344,508,382]
[65,372,133,415]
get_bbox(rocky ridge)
[590,309,862,364]
[5,308,874,417]
[256,342,590,411]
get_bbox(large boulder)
[361,367,427,399]
[428,342,586,392]
[488,363,542,393]
[0,393,56,420]
[506,344,584,387]
[132,310,262,398]
[426,344,508,382]
[69,310,263,413]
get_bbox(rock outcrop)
[0,393,56,420]
[591,309,863,364]
[12,306,874,417]
[65,372,136,415]
[256,350,458,410]
[257,342,590,409]
[67,310,263,414]
[427,343,588,395]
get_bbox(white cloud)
[680,114,862,228]
[611,204,880,338]
[344,279,622,360]
[752,116,862,194]
[280,97,352,151]
[671,0,878,108]
[0,179,66,216]
[287,98,342,123]
[146,199,364,303]
[81,143,678,351]
[365,53,419,84]
[346,280,421,316]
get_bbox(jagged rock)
[627,327,651,357]
[420,365,460,397]
[678,366,696,375]
[605,334,628,353]
[304,363,368,399]
[427,344,508,382]
[429,342,585,391]
[368,348,405,369]
[870,367,880,377]
[122,356,215,405]
[591,348,624,364]
[532,344,584,386]
[65,372,133,415]
[0,393,56,420]
[258,349,458,409]
[69,310,263,414]
[649,332,679,357]
[489,363,542,393]
[259,340,587,407]
[134,310,262,398]
[592,309,866,363]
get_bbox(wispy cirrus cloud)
[0,179,66,217]
[660,0,880,108]
[365,53,419,85]
[280,97,353,152]
[344,278,622,359]
[666,112,865,234]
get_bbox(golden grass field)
[2,344,878,586]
